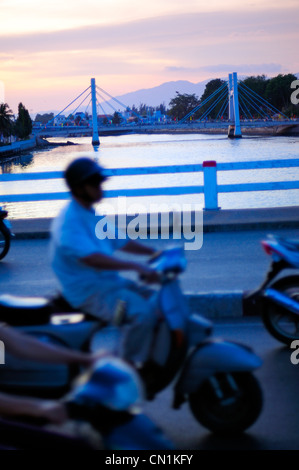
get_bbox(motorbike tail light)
[261,240,283,258]
[261,240,275,256]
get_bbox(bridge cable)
[96,99,109,120]
[35,86,91,132]
[215,97,229,121]
[97,91,119,114]
[238,84,276,119]
[69,91,92,119]
[238,82,290,119]
[178,81,228,123]
[96,86,140,120]
[199,88,228,122]
[238,86,274,120]
[179,81,228,122]
[238,95,253,120]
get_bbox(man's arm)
[0,392,67,424]
[120,240,157,256]
[80,251,146,271]
[80,251,160,283]
[0,324,100,367]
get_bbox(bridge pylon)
[91,78,100,146]
[228,72,242,138]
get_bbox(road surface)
[144,317,299,451]
[0,226,298,297]
[1,227,299,450]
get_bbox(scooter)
[0,355,175,450]
[0,247,263,435]
[243,234,299,345]
[66,356,175,450]
[0,207,12,260]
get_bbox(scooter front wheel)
[188,372,263,434]
[0,223,10,260]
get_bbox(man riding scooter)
[50,157,161,368]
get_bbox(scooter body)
[0,316,98,397]
[147,269,261,385]
[175,339,262,395]
[0,290,105,396]
[144,266,263,434]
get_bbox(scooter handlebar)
[147,246,187,278]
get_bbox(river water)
[0,133,298,219]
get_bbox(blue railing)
[0,158,299,210]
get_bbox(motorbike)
[244,234,299,345]
[0,207,12,260]
[0,355,174,450]
[0,247,264,435]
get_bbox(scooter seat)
[0,294,49,309]
[0,294,52,326]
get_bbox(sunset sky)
[1,0,298,115]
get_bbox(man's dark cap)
[64,157,107,190]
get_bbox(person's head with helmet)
[64,157,107,207]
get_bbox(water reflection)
[0,134,298,219]
[0,153,34,173]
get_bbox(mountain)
[104,73,299,110]
[106,79,211,110]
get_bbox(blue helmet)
[64,157,107,190]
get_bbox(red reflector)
[202,161,217,168]
[261,241,273,255]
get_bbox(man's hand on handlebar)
[136,265,161,284]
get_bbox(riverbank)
[0,136,78,158]
[0,137,37,157]
[35,136,78,149]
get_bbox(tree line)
[167,74,299,121]
[0,102,32,143]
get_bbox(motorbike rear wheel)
[262,278,299,345]
[188,372,263,434]
[0,223,10,260]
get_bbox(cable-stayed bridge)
[35,73,298,144]
[177,72,296,138]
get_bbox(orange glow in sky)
[1,0,298,115]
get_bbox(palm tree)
[0,103,14,142]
